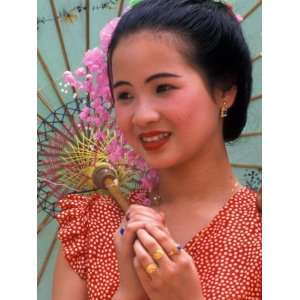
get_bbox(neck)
[157,139,238,207]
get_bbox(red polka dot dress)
[56,187,261,299]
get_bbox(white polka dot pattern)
[56,188,261,300]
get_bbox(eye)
[156,84,175,93]
[116,92,133,102]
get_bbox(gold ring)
[168,245,182,257]
[152,248,164,261]
[145,263,158,274]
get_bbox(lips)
[139,131,172,151]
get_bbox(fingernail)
[119,227,125,236]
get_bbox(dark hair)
[107,0,252,142]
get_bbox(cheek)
[168,90,216,123]
[166,91,220,140]
[115,106,129,130]
[115,107,136,142]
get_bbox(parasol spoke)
[49,0,71,71]
[49,0,88,138]
[39,150,69,158]
[117,0,125,17]
[252,53,262,64]
[37,113,74,144]
[37,215,53,234]
[85,0,90,51]
[38,158,64,167]
[251,93,262,102]
[38,91,76,139]
[240,131,262,138]
[242,0,262,22]
[231,163,262,170]
[37,202,42,210]
[37,49,83,140]
[37,142,64,152]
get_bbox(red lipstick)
[139,131,171,151]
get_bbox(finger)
[144,224,183,262]
[127,217,168,233]
[115,221,149,256]
[133,255,152,290]
[128,213,164,223]
[127,210,165,225]
[136,228,173,269]
[133,239,158,280]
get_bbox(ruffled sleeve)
[55,190,151,282]
[55,194,92,280]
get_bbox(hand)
[113,204,167,300]
[132,224,204,300]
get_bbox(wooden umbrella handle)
[103,177,129,212]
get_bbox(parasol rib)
[117,0,125,17]
[49,0,71,71]
[38,181,66,204]
[39,150,69,158]
[231,163,262,170]
[86,0,90,51]
[37,142,64,152]
[38,159,64,167]
[37,49,66,106]
[84,0,91,110]
[37,229,58,286]
[37,91,75,139]
[251,94,262,102]
[37,49,82,139]
[37,91,54,112]
[240,131,262,138]
[37,113,74,144]
[242,1,262,22]
[252,53,262,64]
[38,215,52,234]
[50,0,91,136]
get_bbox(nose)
[132,101,160,127]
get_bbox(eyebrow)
[112,72,181,89]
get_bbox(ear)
[215,86,237,110]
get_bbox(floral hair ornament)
[224,2,243,22]
[55,1,159,211]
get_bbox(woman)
[53,1,261,299]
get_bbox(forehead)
[111,31,192,79]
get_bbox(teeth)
[141,133,170,143]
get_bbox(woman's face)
[111,31,224,169]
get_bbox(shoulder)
[221,187,262,251]
[231,187,261,230]
[55,193,124,279]
[56,192,125,240]
[201,188,262,298]
[55,190,149,250]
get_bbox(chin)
[142,152,182,170]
